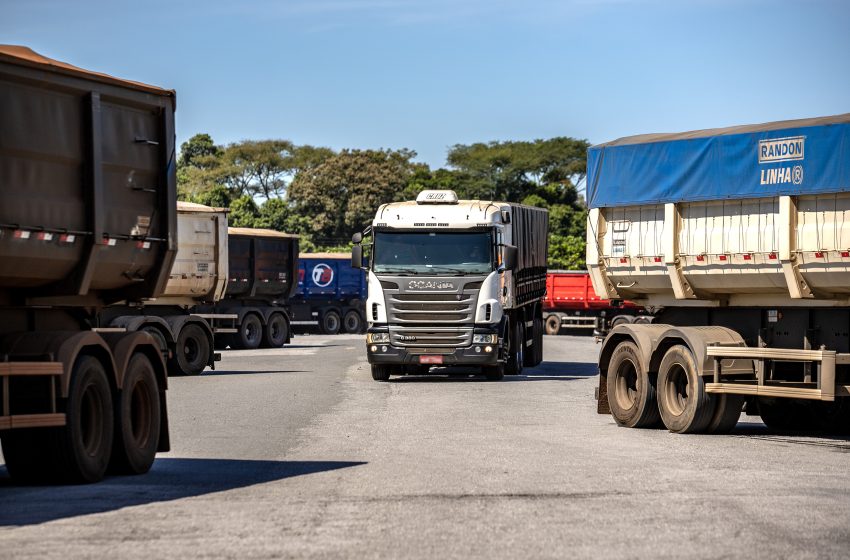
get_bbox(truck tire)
[657,345,715,433]
[343,310,363,334]
[534,314,544,365]
[606,341,661,428]
[545,314,561,335]
[322,311,341,335]
[236,314,263,349]
[705,394,744,434]
[109,353,161,475]
[2,355,115,484]
[611,315,633,329]
[263,313,288,348]
[173,323,211,375]
[371,364,392,381]
[504,320,524,375]
[483,365,504,381]
[141,325,170,363]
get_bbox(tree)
[289,149,420,246]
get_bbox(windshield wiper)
[424,266,469,275]
[375,267,418,275]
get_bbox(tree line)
[177,133,589,269]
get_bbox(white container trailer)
[588,114,850,434]
[99,202,232,375]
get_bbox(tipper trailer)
[588,114,850,434]
[352,190,548,381]
[290,253,367,334]
[0,46,176,482]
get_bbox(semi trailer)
[290,253,367,334]
[0,46,175,482]
[352,190,549,381]
[588,114,850,434]
[543,270,646,335]
[98,201,229,376]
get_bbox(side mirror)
[351,245,363,269]
[502,245,518,272]
[352,232,362,244]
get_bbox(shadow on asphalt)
[0,458,365,526]
[730,421,850,448]
[389,361,598,383]
[199,369,307,376]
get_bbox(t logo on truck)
[312,263,334,287]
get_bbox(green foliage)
[548,234,586,270]
[228,196,259,227]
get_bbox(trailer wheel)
[606,341,661,428]
[343,310,363,334]
[321,310,341,335]
[657,345,715,433]
[109,353,161,475]
[504,320,524,375]
[2,356,115,483]
[705,394,744,434]
[236,314,263,349]
[263,313,288,348]
[141,325,169,363]
[371,364,392,381]
[545,314,561,335]
[174,324,211,375]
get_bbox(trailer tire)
[263,313,288,348]
[545,314,561,335]
[657,345,715,433]
[109,353,161,475]
[534,314,544,365]
[607,341,661,428]
[173,324,211,375]
[343,310,363,334]
[321,311,341,335]
[483,365,504,381]
[236,314,263,349]
[705,394,744,434]
[141,325,169,363]
[504,320,524,375]
[611,315,633,329]
[371,364,392,381]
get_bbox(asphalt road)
[2,334,850,559]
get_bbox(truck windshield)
[373,231,493,275]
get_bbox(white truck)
[588,114,850,434]
[351,190,548,381]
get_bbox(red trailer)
[543,271,648,335]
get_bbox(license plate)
[419,355,443,364]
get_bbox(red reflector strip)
[38,232,54,241]
[619,258,627,263]
[136,241,151,249]
[743,254,752,260]
[719,255,727,261]
[768,253,777,259]
[653,257,662,263]
[59,234,76,243]
[14,230,30,239]
[842,252,850,258]
[696,255,705,262]
[815,252,824,258]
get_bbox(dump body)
[543,271,643,334]
[0,46,177,304]
[225,228,299,303]
[588,115,850,434]
[354,190,549,379]
[290,253,367,333]
[0,46,174,482]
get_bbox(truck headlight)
[367,332,390,343]
[473,334,497,344]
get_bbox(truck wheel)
[504,320,524,375]
[371,364,392,381]
[534,314,544,365]
[545,314,561,335]
[263,313,288,348]
[343,310,363,334]
[236,314,263,349]
[611,315,633,329]
[109,353,161,475]
[173,324,210,375]
[322,311,341,335]
[606,341,661,428]
[657,345,715,433]
[705,394,744,434]
[141,325,169,363]
[3,356,115,484]
[483,365,504,381]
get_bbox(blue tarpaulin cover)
[587,114,850,209]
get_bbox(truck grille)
[388,327,473,348]
[386,290,476,324]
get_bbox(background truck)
[587,114,850,434]
[290,253,367,335]
[98,201,230,376]
[543,270,647,335]
[196,227,298,350]
[351,190,549,381]
[0,46,175,482]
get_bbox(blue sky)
[3,0,848,169]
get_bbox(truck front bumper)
[366,326,501,366]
